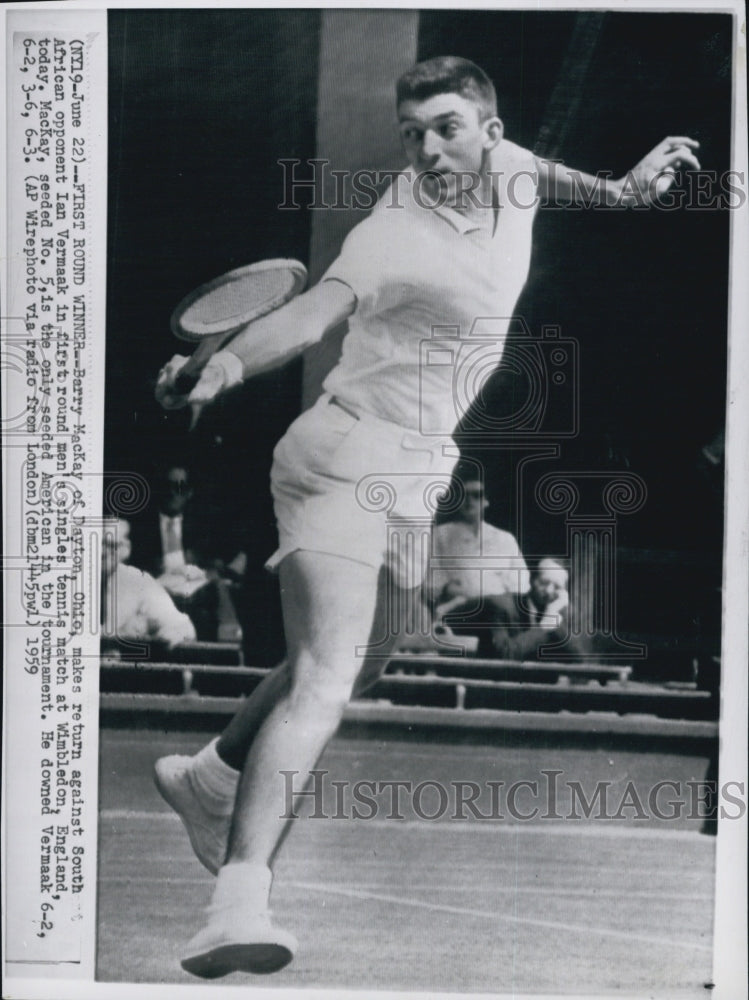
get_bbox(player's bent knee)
[287,677,353,722]
[289,648,359,689]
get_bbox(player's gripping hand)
[155,354,191,410]
[155,351,244,411]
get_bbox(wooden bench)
[99,653,715,720]
[387,654,632,685]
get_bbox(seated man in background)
[100,517,196,649]
[424,473,529,634]
[129,462,243,642]
[476,557,588,661]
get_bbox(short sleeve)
[321,208,397,315]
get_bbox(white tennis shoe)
[153,754,230,874]
[181,909,297,978]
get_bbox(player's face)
[398,93,501,206]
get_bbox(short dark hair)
[396,56,498,121]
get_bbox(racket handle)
[173,334,226,396]
[174,367,201,395]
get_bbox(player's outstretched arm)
[156,278,356,411]
[536,136,701,207]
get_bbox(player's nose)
[420,129,442,162]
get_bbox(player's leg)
[153,660,291,874]
[217,661,291,768]
[155,569,406,873]
[223,550,380,864]
[217,561,401,766]
[181,548,385,977]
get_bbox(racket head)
[170,258,307,343]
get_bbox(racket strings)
[171,259,306,340]
[183,271,297,325]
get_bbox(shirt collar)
[433,203,485,235]
[396,167,496,235]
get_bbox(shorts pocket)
[278,399,357,480]
[327,416,373,481]
[397,432,440,473]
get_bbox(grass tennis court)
[97,727,715,994]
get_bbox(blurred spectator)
[100,518,196,648]
[476,557,590,661]
[130,463,208,582]
[425,475,529,627]
[129,463,243,642]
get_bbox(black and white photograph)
[2,3,747,999]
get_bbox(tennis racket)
[171,258,307,395]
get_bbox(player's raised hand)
[627,136,701,203]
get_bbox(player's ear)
[482,117,503,151]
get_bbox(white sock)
[209,862,272,915]
[190,738,239,815]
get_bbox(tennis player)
[154,56,699,977]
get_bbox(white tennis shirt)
[322,139,539,435]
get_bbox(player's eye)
[401,127,422,143]
[439,123,459,138]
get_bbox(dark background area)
[105,10,732,674]
[419,11,730,548]
[106,10,322,662]
[422,11,731,678]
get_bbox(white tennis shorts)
[266,393,457,588]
